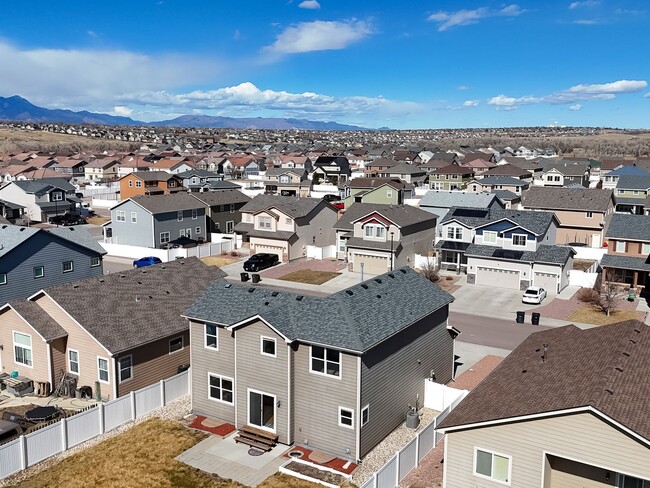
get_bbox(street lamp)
[390,231,394,271]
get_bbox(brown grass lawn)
[567,305,645,326]
[258,474,335,488]
[85,215,110,226]
[279,269,341,285]
[201,255,243,268]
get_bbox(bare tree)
[419,256,440,283]
[599,273,627,316]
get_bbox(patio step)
[234,425,278,452]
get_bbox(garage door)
[534,272,559,294]
[476,267,520,289]
[353,254,389,275]
[255,245,285,263]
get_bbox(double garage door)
[476,267,520,290]
[534,272,559,294]
[353,253,389,275]
[255,244,285,263]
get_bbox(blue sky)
[0,0,648,128]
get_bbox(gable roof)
[184,267,454,353]
[46,226,107,255]
[0,224,104,259]
[190,189,251,207]
[442,207,556,235]
[120,192,207,214]
[474,176,528,187]
[13,178,76,194]
[346,178,408,190]
[240,195,331,219]
[419,190,500,209]
[334,203,437,231]
[381,162,425,175]
[521,187,613,212]
[0,224,39,258]
[481,164,530,177]
[543,162,589,176]
[606,165,650,177]
[3,301,67,341]
[126,171,180,183]
[431,165,475,175]
[439,321,650,444]
[605,214,650,241]
[616,175,650,191]
[464,243,574,265]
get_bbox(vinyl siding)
[293,343,358,460]
[360,306,452,458]
[153,209,207,248]
[116,331,189,397]
[0,308,50,384]
[444,412,650,488]
[190,320,236,423]
[50,337,67,389]
[547,455,615,487]
[110,201,154,247]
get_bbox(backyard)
[280,269,341,285]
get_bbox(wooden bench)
[234,425,278,452]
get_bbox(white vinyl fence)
[359,390,468,488]
[100,241,232,261]
[0,370,190,480]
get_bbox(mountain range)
[0,95,368,130]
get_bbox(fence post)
[395,451,400,486]
[372,471,378,488]
[130,390,137,420]
[19,435,27,470]
[160,379,166,406]
[415,431,420,466]
[60,418,68,452]
[98,403,105,435]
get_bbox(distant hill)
[0,95,368,130]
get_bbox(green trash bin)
[628,291,636,302]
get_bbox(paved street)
[451,311,549,350]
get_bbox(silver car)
[522,287,547,304]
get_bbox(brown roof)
[439,321,650,442]
[481,164,530,177]
[461,158,497,169]
[521,187,613,212]
[346,178,407,190]
[5,301,67,341]
[431,165,475,175]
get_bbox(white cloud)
[427,4,525,31]
[566,80,647,94]
[569,0,599,9]
[87,30,99,38]
[645,93,650,98]
[572,19,601,24]
[264,20,373,54]
[112,106,133,116]
[569,104,582,111]
[298,0,320,9]
[463,100,479,107]
[456,85,469,91]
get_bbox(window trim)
[33,266,44,279]
[177,210,183,222]
[309,345,341,380]
[204,323,218,350]
[473,447,512,486]
[482,231,497,244]
[338,407,354,430]
[260,336,277,358]
[118,355,133,383]
[160,231,171,244]
[195,226,201,234]
[615,240,626,253]
[230,203,235,213]
[97,356,110,384]
[128,180,133,187]
[258,216,272,229]
[169,336,184,355]
[62,261,74,273]
[0,273,7,286]
[90,256,101,267]
[586,211,593,218]
[642,243,650,255]
[208,372,234,405]
[361,404,370,426]
[13,331,33,368]
[68,349,80,375]
[116,210,126,222]
[130,211,137,224]
[226,221,234,233]
[447,226,463,241]
[192,209,198,220]
[512,234,527,247]
[135,180,142,188]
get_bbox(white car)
[522,287,547,304]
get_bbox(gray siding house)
[0,224,105,304]
[189,190,250,234]
[184,267,456,461]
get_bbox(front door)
[248,389,276,432]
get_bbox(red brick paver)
[283,446,357,475]
[188,416,236,437]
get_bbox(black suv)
[243,253,279,272]
[49,213,86,226]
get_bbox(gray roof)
[522,187,613,212]
[492,190,520,202]
[443,207,556,236]
[184,267,454,353]
[124,192,208,214]
[334,203,437,231]
[345,237,398,251]
[419,190,499,210]
[41,257,226,354]
[47,226,107,255]
[190,190,251,207]
[176,169,221,178]
[265,168,305,178]
[0,224,39,258]
[543,162,589,176]
[380,162,425,175]
[13,178,76,194]
[605,214,650,241]
[202,180,242,190]
[601,254,650,272]
[240,195,330,219]
[616,175,650,191]
[5,301,67,340]
[606,166,650,177]
[475,176,528,187]
[465,243,574,265]
[615,197,646,205]
[128,171,179,182]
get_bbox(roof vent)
[137,281,142,285]
[119,274,126,278]
[623,352,631,357]
[376,294,381,299]
[264,301,269,306]
[271,291,279,297]
[296,295,304,301]
[73,285,79,289]
[99,279,105,283]
[615,366,624,372]
[361,284,368,289]
[148,296,153,299]
[605,388,614,395]
[1,225,6,229]
[634,328,641,333]
[388,273,395,279]
[248,287,255,293]
[629,339,637,344]
[224,283,232,289]
[374,278,382,284]
[521,369,527,373]
[345,290,354,296]
[20,227,25,232]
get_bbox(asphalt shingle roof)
[6,301,67,340]
[606,165,650,177]
[464,243,573,264]
[184,267,454,353]
[127,192,208,214]
[443,207,555,236]
[522,187,613,212]
[240,195,328,219]
[475,176,528,186]
[601,254,650,272]
[605,214,650,241]
[616,175,650,191]
[333,203,437,231]
[419,191,500,211]
[47,226,107,255]
[190,190,251,207]
[13,178,76,194]
[0,224,39,258]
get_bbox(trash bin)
[532,312,541,325]
[75,388,82,399]
[516,311,525,324]
[240,272,249,282]
[252,273,260,284]
[405,410,420,429]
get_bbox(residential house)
[601,214,650,291]
[234,195,338,262]
[467,176,529,195]
[460,158,497,176]
[84,158,120,182]
[439,321,650,488]
[53,158,88,180]
[0,178,80,223]
[614,175,650,215]
[116,155,152,178]
[393,149,421,163]
[429,166,475,191]
[119,171,184,200]
[198,180,244,193]
[334,203,437,273]
[263,168,310,197]
[418,159,451,175]
[601,165,649,190]
[150,158,195,174]
[184,267,457,461]
[540,162,590,187]
[521,187,615,247]
[364,158,399,177]
[222,156,262,178]
[461,152,497,165]
[377,162,427,187]
[279,155,312,172]
[190,190,251,234]
[479,163,532,181]
[176,169,223,192]
[0,199,26,224]
[342,178,413,209]
[107,193,208,248]
[431,152,460,165]
[436,207,574,293]
[0,258,225,399]
[0,224,105,304]
[312,156,351,185]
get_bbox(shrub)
[230,250,239,257]
[577,287,600,304]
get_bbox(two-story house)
[106,193,208,248]
[234,195,338,262]
[84,158,120,182]
[264,168,310,197]
[279,155,312,173]
[478,163,533,182]
[601,165,649,190]
[53,157,88,180]
[119,171,184,200]
[334,203,437,274]
[460,158,497,176]
[377,162,427,187]
[467,176,529,195]
[0,224,105,304]
[0,178,80,223]
[183,267,457,462]
[540,162,590,187]
[521,187,615,248]
[600,214,650,291]
[0,199,26,224]
[190,190,251,235]
[222,156,262,179]
[342,178,413,209]
[150,158,195,174]
[312,156,351,185]
[364,158,399,177]
[614,175,650,215]
[439,321,650,488]
[176,169,223,192]
[429,166,475,191]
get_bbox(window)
[259,216,272,229]
[483,231,497,244]
[128,180,133,187]
[643,243,650,255]
[14,332,32,367]
[616,241,626,253]
[119,355,132,382]
[180,229,186,237]
[177,210,183,221]
[208,373,234,404]
[195,226,201,234]
[0,273,6,286]
[226,221,234,233]
[68,350,79,374]
[310,346,340,377]
[220,204,225,212]
[230,203,235,213]
[135,180,142,188]
[586,211,593,218]
[160,232,171,244]
[186,228,192,238]
[205,323,218,349]
[169,180,176,188]
[364,225,386,239]
[33,266,44,279]
[285,217,292,225]
[512,234,527,247]
[386,189,393,198]
[51,192,63,201]
[338,407,354,429]
[279,175,290,184]
[447,226,463,240]
[62,261,74,273]
[116,210,126,222]
[91,256,101,267]
[474,448,511,484]
[620,475,650,488]
[169,336,184,354]
[261,337,276,357]
[98,357,109,383]
[192,209,197,220]
[361,405,369,426]
[634,190,640,195]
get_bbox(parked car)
[133,256,163,268]
[522,287,547,304]
[49,213,87,226]
[243,253,279,272]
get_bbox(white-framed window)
[91,256,101,267]
[51,192,63,201]
[131,212,137,223]
[0,273,6,286]
[135,180,142,188]
[192,209,197,220]
[169,336,184,354]
[361,405,370,426]
[432,182,444,190]
[338,407,354,429]
[128,180,133,187]
[447,226,463,240]
[205,323,218,349]
[642,243,650,255]
[230,204,235,213]
[364,224,386,239]
[33,266,44,279]
[186,228,192,238]
[180,229,186,237]
[586,211,593,218]
[220,204,225,212]
[177,210,183,221]
[119,355,132,382]
[260,336,277,357]
[615,241,626,253]
[386,189,393,198]
[160,232,171,244]
[169,180,176,188]
[194,226,201,235]
[68,349,80,374]
[474,448,511,484]
[512,234,527,247]
[633,190,640,195]
[62,261,74,273]
[13,332,32,367]
[208,373,234,404]
[98,357,110,383]
[483,231,497,244]
[310,346,340,378]
[116,210,126,222]
[285,217,292,225]
[226,221,234,233]
[279,175,290,184]
[259,216,272,229]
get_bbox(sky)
[0,1,648,129]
